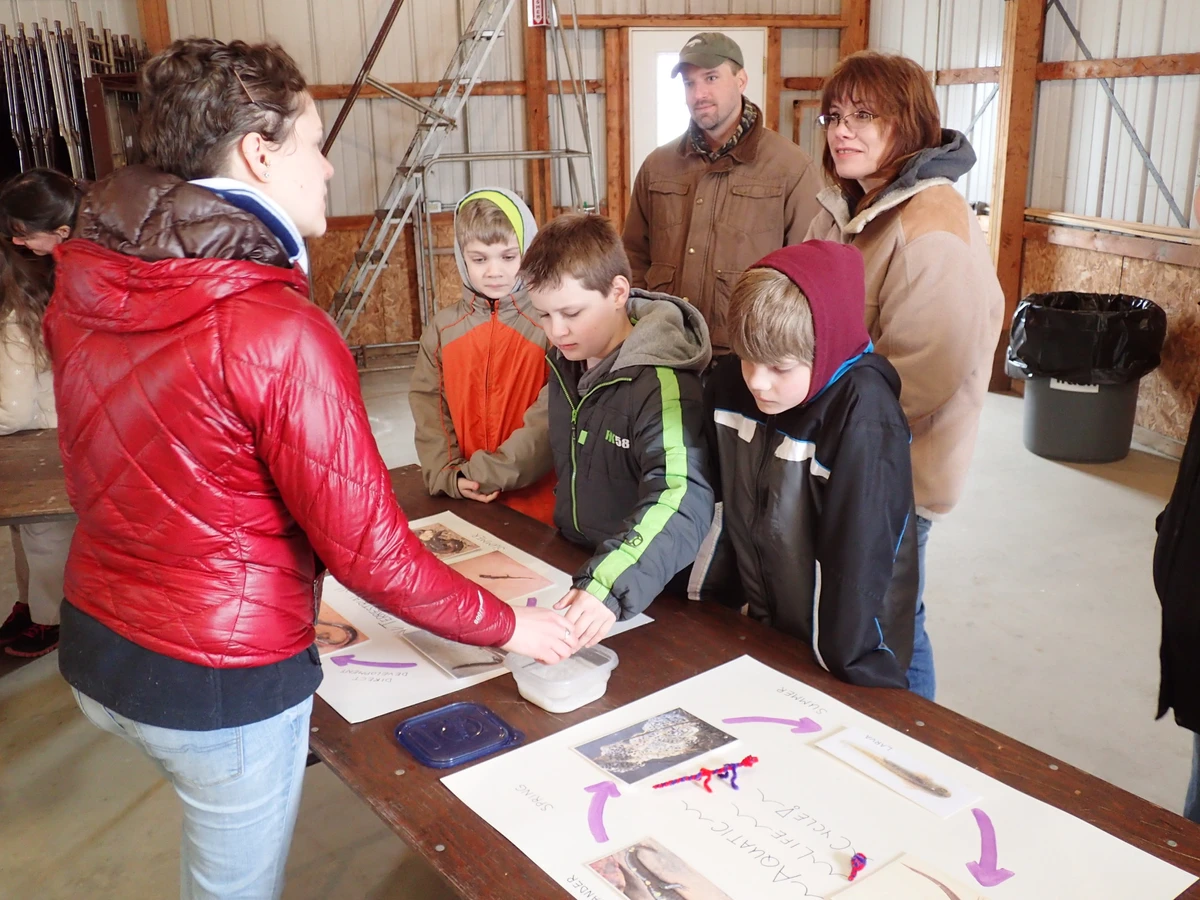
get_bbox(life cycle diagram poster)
[443,656,1195,899]
[316,512,651,723]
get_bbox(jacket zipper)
[484,299,497,447]
[753,415,776,619]
[548,359,633,534]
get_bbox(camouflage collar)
[688,99,759,162]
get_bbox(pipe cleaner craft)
[848,852,868,881]
[651,755,759,792]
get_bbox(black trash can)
[1006,292,1166,463]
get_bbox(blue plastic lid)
[395,701,524,769]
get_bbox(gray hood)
[872,129,976,208]
[452,186,539,297]
[577,290,711,392]
[614,290,711,373]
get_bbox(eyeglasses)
[816,111,880,132]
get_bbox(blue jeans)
[73,688,312,899]
[1185,732,1200,824]
[906,515,936,701]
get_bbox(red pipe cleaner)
[652,755,759,792]
[848,853,867,881]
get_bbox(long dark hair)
[0,245,53,369]
[0,169,81,369]
[0,168,83,239]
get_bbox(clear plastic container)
[504,645,619,713]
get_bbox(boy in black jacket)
[520,214,715,648]
[693,241,917,689]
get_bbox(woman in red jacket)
[46,38,575,899]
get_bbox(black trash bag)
[1006,291,1166,385]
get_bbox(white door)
[628,28,767,182]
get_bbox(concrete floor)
[0,370,1192,899]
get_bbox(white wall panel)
[569,0,840,12]
[1029,0,1200,226]
[2,0,140,37]
[869,0,938,69]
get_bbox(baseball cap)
[671,32,745,78]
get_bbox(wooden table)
[0,428,71,526]
[309,465,1200,899]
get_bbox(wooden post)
[524,14,552,224]
[839,0,870,58]
[604,29,626,231]
[136,0,172,54]
[989,0,1046,390]
[765,28,782,133]
[618,27,631,227]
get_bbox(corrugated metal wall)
[870,0,1005,208]
[1032,0,1200,227]
[1,0,140,37]
[161,0,1007,216]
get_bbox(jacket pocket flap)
[730,183,783,199]
[649,181,690,195]
[645,263,677,291]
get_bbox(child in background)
[410,188,556,525]
[692,241,917,689]
[521,214,714,647]
[0,168,82,658]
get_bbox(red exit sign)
[527,0,553,27]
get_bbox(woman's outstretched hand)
[500,605,581,664]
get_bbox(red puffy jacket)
[45,166,515,668]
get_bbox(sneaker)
[0,602,32,646]
[5,623,59,658]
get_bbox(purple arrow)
[584,781,621,842]
[526,598,538,607]
[329,654,417,669]
[722,716,822,734]
[966,808,1015,887]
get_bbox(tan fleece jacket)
[806,180,1004,518]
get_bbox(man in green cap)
[622,32,823,359]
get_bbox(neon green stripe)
[584,367,688,603]
[460,189,525,249]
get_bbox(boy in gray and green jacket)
[520,214,715,647]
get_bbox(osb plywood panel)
[433,219,464,312]
[1120,257,1200,443]
[1019,240,1123,297]
[1018,236,1200,444]
[306,227,421,347]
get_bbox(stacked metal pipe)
[1,2,147,178]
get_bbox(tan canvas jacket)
[622,103,824,353]
[806,179,1004,519]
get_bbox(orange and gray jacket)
[409,187,556,525]
[547,290,715,619]
[621,101,824,354]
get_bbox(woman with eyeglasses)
[805,51,1005,702]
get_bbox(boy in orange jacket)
[409,188,556,524]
